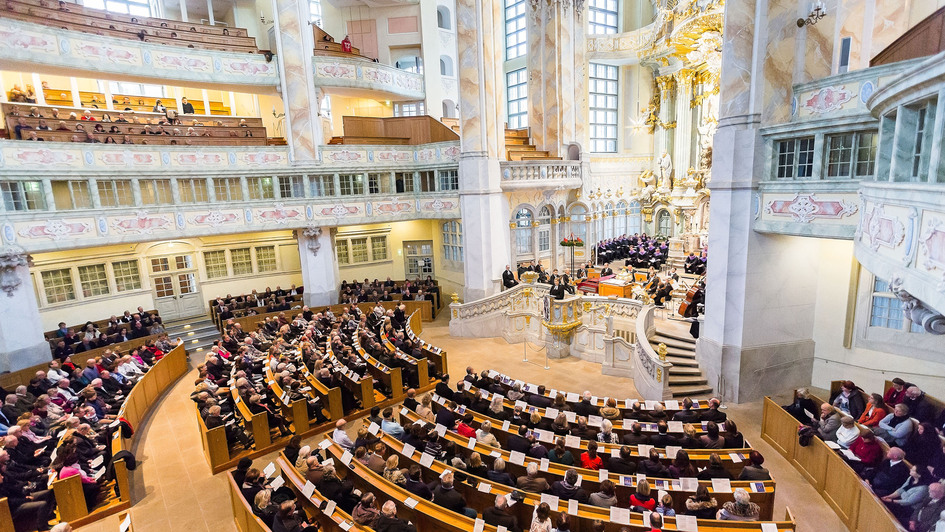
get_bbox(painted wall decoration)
[257,205,303,224]
[764,194,858,223]
[18,220,92,241]
[111,213,173,234]
[313,56,424,100]
[189,211,240,227]
[802,86,855,114]
[858,204,906,251]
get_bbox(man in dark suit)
[574,392,598,418]
[434,374,454,401]
[527,385,553,408]
[180,97,195,114]
[868,447,910,497]
[700,398,727,423]
[549,279,567,300]
[622,422,650,446]
[672,398,701,423]
[649,422,679,448]
[432,472,476,517]
[502,265,518,290]
[404,465,433,501]
[600,263,614,277]
[607,446,638,475]
[507,426,531,454]
[482,494,522,532]
[911,482,945,532]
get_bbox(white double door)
[149,253,204,320]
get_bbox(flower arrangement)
[560,234,584,247]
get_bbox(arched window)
[615,201,627,236]
[439,55,454,77]
[569,204,587,243]
[436,5,451,30]
[605,202,615,240]
[657,209,673,237]
[442,100,456,119]
[514,208,534,256]
[628,201,641,235]
[538,206,552,252]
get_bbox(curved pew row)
[197,330,448,474]
[761,396,909,532]
[0,342,188,531]
[324,438,797,532]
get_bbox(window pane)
[826,134,854,178]
[154,276,174,298]
[507,68,528,129]
[588,0,618,34]
[178,273,197,294]
[589,63,618,153]
[97,180,133,208]
[231,248,253,275]
[311,175,335,197]
[112,260,141,292]
[204,250,228,279]
[247,177,275,200]
[141,179,173,205]
[256,246,277,272]
[179,178,209,204]
[279,176,305,199]
[797,137,815,178]
[855,132,877,178]
[151,258,169,273]
[336,239,349,265]
[213,178,243,202]
[505,0,527,59]
[1,181,46,211]
[370,236,388,261]
[350,238,369,263]
[42,269,75,304]
[78,264,109,297]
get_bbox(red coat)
[580,452,603,471]
[884,386,909,407]
[849,436,883,467]
[456,423,476,438]
[857,406,887,427]
[630,493,657,511]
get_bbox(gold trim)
[657,343,668,361]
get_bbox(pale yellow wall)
[810,240,945,392]
[31,232,302,330]
[328,96,394,137]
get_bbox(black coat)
[483,506,522,532]
[373,514,417,532]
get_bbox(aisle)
[78,361,238,532]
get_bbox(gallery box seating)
[3,0,259,53]
[42,310,159,342]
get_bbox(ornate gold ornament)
[451,292,460,303]
[657,343,668,361]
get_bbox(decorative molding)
[301,226,322,256]
[859,204,906,251]
[0,246,27,297]
[764,194,858,223]
[802,86,855,114]
[890,276,945,335]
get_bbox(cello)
[677,276,706,318]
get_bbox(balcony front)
[499,160,583,191]
[312,55,424,102]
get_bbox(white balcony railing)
[499,160,583,191]
[312,56,425,101]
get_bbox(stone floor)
[77,311,847,532]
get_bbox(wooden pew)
[404,312,446,374]
[196,401,231,473]
[5,102,262,128]
[276,454,374,531]
[7,116,267,141]
[325,339,375,410]
[301,366,344,423]
[227,472,272,532]
[377,327,429,389]
[230,380,272,450]
[326,439,797,532]
[374,427,777,520]
[42,309,159,341]
[352,328,405,400]
[0,499,13,532]
[265,366,310,434]
[761,396,906,532]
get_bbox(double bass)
[677,277,706,318]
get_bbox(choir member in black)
[549,278,567,300]
[684,253,699,274]
[502,265,518,290]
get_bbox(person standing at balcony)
[180,97,195,114]
[341,35,352,53]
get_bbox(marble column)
[296,227,339,307]
[272,0,323,162]
[673,70,695,191]
[697,0,818,403]
[457,0,511,302]
[655,75,675,169]
[0,246,49,374]
[526,0,588,156]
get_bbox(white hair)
[526,462,538,475]
[601,419,613,432]
[734,488,750,504]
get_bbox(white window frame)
[442,221,464,264]
[587,0,618,34]
[507,68,528,130]
[1,181,46,212]
[589,63,618,153]
[505,0,527,60]
[336,231,391,267]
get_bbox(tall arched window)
[657,209,673,237]
[569,204,587,243]
[628,201,641,235]
[615,201,627,236]
[436,5,451,30]
[538,206,552,252]
[514,208,534,256]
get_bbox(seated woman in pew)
[882,465,935,522]
[859,393,888,427]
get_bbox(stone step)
[651,335,697,351]
[661,345,696,358]
[668,375,709,386]
[654,329,697,345]
[665,356,699,367]
[670,385,714,398]
[668,366,703,376]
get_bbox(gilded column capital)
[674,69,696,88]
[655,75,676,93]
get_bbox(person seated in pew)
[431,470,477,518]
[700,421,724,449]
[697,453,733,480]
[607,446,637,475]
[685,485,719,519]
[551,468,588,503]
[875,403,915,447]
[723,420,745,448]
[859,393,888,427]
[483,494,522,532]
[738,451,771,480]
[252,489,279,528]
[867,447,911,497]
[630,479,657,511]
[272,499,319,532]
[622,422,650,446]
[909,482,945,532]
[882,465,935,523]
[648,421,678,448]
[403,464,433,501]
[816,402,842,441]
[717,487,760,521]
[884,377,912,408]
[639,448,669,478]
[508,425,532,455]
[831,380,867,420]
[371,499,417,532]
[476,420,500,448]
[316,464,359,514]
[515,461,551,493]
[903,386,936,425]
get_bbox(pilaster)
[296,227,339,307]
[0,246,49,373]
[673,70,695,187]
[273,0,323,162]
[655,75,676,162]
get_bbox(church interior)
[0,0,944,531]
